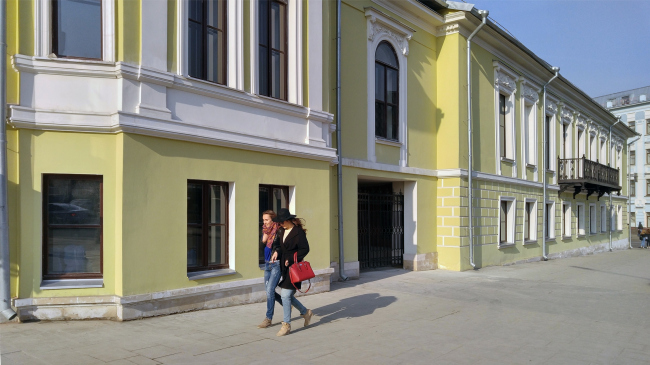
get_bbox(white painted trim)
[34,0,114,61]
[308,0,323,110]
[494,62,518,176]
[498,196,516,246]
[576,202,585,236]
[546,200,556,239]
[370,0,444,35]
[228,182,236,269]
[403,181,417,256]
[600,204,608,232]
[365,7,412,166]
[341,158,437,177]
[523,198,538,242]
[589,203,597,234]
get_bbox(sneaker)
[301,309,313,327]
[257,318,272,329]
[276,322,291,336]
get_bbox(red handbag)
[289,252,315,293]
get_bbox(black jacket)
[272,225,310,290]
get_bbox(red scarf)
[263,222,279,249]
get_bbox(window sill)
[546,169,555,173]
[498,242,516,249]
[523,240,538,245]
[40,279,103,290]
[500,157,515,164]
[33,55,114,66]
[545,237,556,241]
[577,234,586,238]
[526,163,537,168]
[562,235,572,240]
[187,269,236,280]
[375,137,401,147]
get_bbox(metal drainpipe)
[0,0,17,320]
[336,0,348,281]
[541,67,560,261]
[609,118,622,252]
[467,9,488,270]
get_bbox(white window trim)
[562,201,571,238]
[520,79,540,178]
[177,0,244,90]
[616,205,623,231]
[494,63,517,176]
[576,202,585,236]
[248,0,302,103]
[600,204,607,233]
[35,0,115,62]
[546,200,556,239]
[545,95,559,173]
[523,198,537,243]
[589,203,597,234]
[560,105,574,160]
[365,8,412,167]
[498,196,516,247]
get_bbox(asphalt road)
[1,248,649,365]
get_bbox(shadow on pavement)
[292,293,397,333]
[329,267,409,291]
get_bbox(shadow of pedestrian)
[291,293,397,333]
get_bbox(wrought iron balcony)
[557,156,621,199]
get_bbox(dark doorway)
[358,183,404,270]
[259,185,289,264]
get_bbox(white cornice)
[8,106,338,162]
[365,7,414,56]
[370,0,443,35]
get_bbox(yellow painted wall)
[116,0,141,64]
[469,43,498,174]
[119,134,332,295]
[375,143,400,165]
[435,33,462,170]
[16,131,119,298]
[167,0,177,73]
[7,129,19,298]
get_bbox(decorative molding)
[522,84,540,103]
[561,106,574,125]
[435,23,461,37]
[371,0,443,35]
[576,114,587,130]
[545,98,558,115]
[495,70,517,95]
[365,7,414,56]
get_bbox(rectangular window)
[629,121,635,129]
[545,202,554,239]
[600,205,607,232]
[631,151,636,165]
[646,120,650,135]
[647,149,650,164]
[617,205,622,231]
[647,180,650,197]
[43,174,103,279]
[589,205,597,234]
[647,214,650,230]
[258,0,287,100]
[577,204,585,236]
[631,212,636,226]
[525,104,535,165]
[187,180,229,271]
[188,0,228,84]
[562,203,571,237]
[500,200,508,243]
[631,181,636,197]
[524,201,536,241]
[258,185,289,264]
[545,115,551,169]
[562,124,569,159]
[499,94,506,158]
[52,0,102,59]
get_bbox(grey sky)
[468,0,650,98]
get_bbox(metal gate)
[358,191,404,269]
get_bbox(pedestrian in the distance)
[639,222,646,249]
[257,210,283,329]
[270,208,313,336]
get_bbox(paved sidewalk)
[2,248,650,365]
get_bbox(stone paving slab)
[2,249,650,364]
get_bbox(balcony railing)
[558,156,620,198]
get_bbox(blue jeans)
[281,288,307,324]
[264,261,283,320]
[642,237,648,248]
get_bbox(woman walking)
[270,208,313,336]
[257,210,283,328]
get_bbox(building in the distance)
[594,86,650,229]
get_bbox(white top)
[283,227,293,242]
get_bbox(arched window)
[375,42,399,140]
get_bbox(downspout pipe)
[467,9,488,270]
[627,137,639,249]
[609,118,622,252]
[541,66,560,261]
[0,0,17,320]
[336,0,348,281]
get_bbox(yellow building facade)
[4,0,637,321]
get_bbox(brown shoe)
[301,309,313,327]
[276,322,291,336]
[257,318,272,329]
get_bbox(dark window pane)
[187,183,203,224]
[375,101,385,138]
[187,227,203,267]
[391,105,399,140]
[207,0,223,28]
[259,46,269,95]
[209,184,226,224]
[386,105,398,140]
[271,50,283,99]
[387,68,398,104]
[189,0,203,22]
[271,2,281,50]
[375,64,385,102]
[375,42,398,68]
[47,228,101,275]
[272,188,287,212]
[54,0,102,59]
[259,0,269,47]
[188,21,204,79]
[500,202,507,242]
[208,226,226,265]
[47,179,101,226]
[206,28,224,83]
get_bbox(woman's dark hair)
[291,218,307,234]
